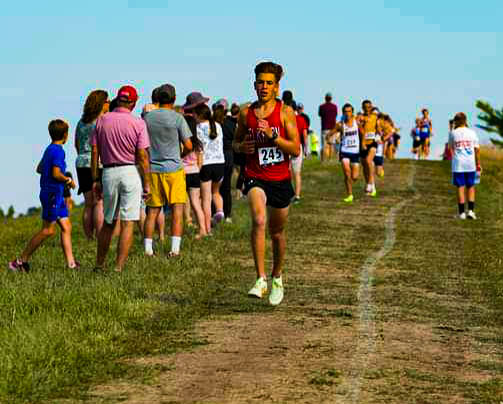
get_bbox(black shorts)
[360,142,378,158]
[186,173,200,189]
[339,151,360,164]
[76,167,102,195]
[243,177,294,209]
[374,156,384,167]
[200,163,224,183]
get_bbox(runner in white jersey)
[448,112,481,220]
[328,103,360,202]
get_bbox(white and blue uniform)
[374,135,384,166]
[339,120,360,164]
[420,119,432,141]
[449,127,479,187]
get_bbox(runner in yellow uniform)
[357,100,378,196]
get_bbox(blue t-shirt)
[40,143,66,194]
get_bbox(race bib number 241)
[258,147,284,166]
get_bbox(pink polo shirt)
[90,107,150,165]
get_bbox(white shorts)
[102,165,143,224]
[291,152,304,174]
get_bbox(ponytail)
[194,104,218,140]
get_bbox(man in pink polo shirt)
[90,85,150,272]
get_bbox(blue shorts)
[340,151,360,164]
[40,190,69,222]
[452,172,476,188]
[374,156,384,167]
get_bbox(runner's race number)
[258,147,284,166]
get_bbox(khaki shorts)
[102,165,142,224]
[291,152,304,174]
[323,130,336,145]
[147,169,187,207]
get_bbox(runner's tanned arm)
[135,148,151,193]
[278,104,301,157]
[232,107,252,154]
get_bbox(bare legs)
[457,186,475,205]
[362,147,377,193]
[293,169,302,198]
[189,187,207,238]
[82,190,104,240]
[201,180,223,234]
[20,218,76,266]
[96,219,135,271]
[342,160,359,197]
[248,188,289,279]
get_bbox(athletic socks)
[144,238,154,255]
[458,203,465,215]
[171,236,181,254]
[468,201,475,211]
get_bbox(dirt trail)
[88,161,503,403]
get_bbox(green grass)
[2,157,503,403]
[0,198,269,403]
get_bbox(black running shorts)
[360,142,378,158]
[200,163,224,183]
[243,177,294,209]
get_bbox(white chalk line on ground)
[336,162,418,403]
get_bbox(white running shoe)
[467,210,477,220]
[459,212,467,220]
[248,277,268,299]
[269,277,284,306]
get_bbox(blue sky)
[1,1,502,213]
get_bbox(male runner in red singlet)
[233,62,300,306]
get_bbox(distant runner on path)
[233,61,300,306]
[357,100,378,197]
[328,103,360,203]
[420,108,433,159]
[449,112,481,220]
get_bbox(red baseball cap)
[117,85,139,103]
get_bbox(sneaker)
[269,277,284,306]
[211,211,225,227]
[292,196,301,204]
[68,261,81,270]
[459,212,467,220]
[467,210,477,220]
[343,195,354,203]
[370,189,377,197]
[225,217,233,224]
[8,259,30,273]
[248,277,268,299]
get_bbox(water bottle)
[475,170,481,185]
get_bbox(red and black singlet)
[245,100,291,182]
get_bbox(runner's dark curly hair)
[81,90,109,124]
[254,62,284,82]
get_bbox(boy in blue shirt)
[9,119,79,272]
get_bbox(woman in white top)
[448,112,481,220]
[182,115,207,239]
[193,104,225,234]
